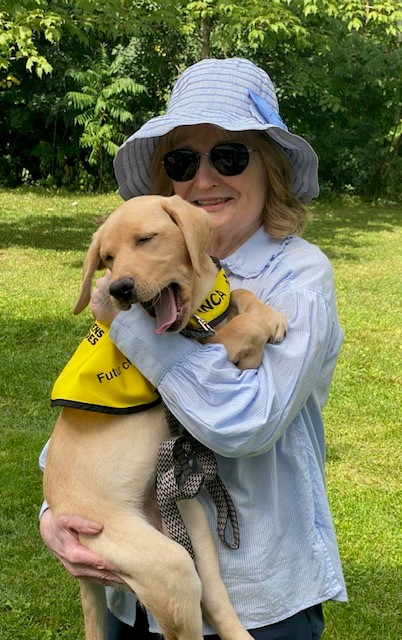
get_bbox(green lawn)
[1,188,401,639]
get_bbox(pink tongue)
[153,287,178,334]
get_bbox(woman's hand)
[40,508,125,585]
[90,269,120,326]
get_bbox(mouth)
[192,197,231,208]
[142,283,187,334]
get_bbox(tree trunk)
[201,16,212,59]
[98,143,104,193]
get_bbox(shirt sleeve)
[38,439,50,519]
[110,284,341,458]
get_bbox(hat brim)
[114,109,319,204]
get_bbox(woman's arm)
[110,285,341,457]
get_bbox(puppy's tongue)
[153,286,178,334]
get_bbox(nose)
[109,277,135,303]
[192,154,221,189]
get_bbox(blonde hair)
[150,127,310,238]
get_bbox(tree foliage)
[0,0,400,195]
[66,44,146,190]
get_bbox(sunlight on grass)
[306,201,402,639]
[1,188,401,639]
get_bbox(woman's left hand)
[90,270,120,326]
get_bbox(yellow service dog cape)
[51,268,230,414]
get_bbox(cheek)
[250,165,267,210]
[241,174,266,216]
[172,181,187,199]
[254,184,267,214]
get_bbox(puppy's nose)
[109,277,135,303]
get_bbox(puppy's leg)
[229,289,287,344]
[179,500,253,640]
[80,514,203,640]
[208,289,288,370]
[79,580,108,640]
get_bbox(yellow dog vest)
[51,268,230,414]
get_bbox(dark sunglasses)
[163,142,257,182]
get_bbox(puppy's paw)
[208,315,267,370]
[229,289,287,345]
[264,310,288,344]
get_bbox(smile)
[193,197,231,206]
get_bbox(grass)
[1,187,401,639]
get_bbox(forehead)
[172,124,249,149]
[102,198,169,234]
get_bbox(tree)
[0,0,401,196]
[0,1,60,81]
[66,44,146,191]
[254,0,402,196]
[182,0,310,59]
[0,1,181,189]
[0,0,161,81]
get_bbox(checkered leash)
[157,405,240,562]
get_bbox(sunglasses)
[163,142,257,182]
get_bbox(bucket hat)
[114,58,319,203]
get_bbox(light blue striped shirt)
[107,225,347,632]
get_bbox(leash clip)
[192,314,216,337]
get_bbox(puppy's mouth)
[142,283,187,334]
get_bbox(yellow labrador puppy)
[44,195,287,640]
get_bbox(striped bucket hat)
[114,57,319,203]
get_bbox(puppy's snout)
[109,277,135,303]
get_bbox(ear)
[161,195,212,277]
[73,229,105,315]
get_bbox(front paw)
[207,315,269,370]
[265,310,288,344]
[225,341,265,371]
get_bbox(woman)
[40,57,347,639]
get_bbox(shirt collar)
[220,225,292,278]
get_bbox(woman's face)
[169,124,267,259]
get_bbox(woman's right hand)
[90,269,120,326]
[40,508,126,584]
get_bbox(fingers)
[57,513,103,535]
[94,269,112,290]
[40,509,126,584]
[61,544,126,585]
[59,545,126,585]
[90,270,120,325]
[61,557,126,584]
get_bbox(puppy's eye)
[136,234,155,246]
[103,255,114,264]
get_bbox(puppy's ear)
[73,229,105,315]
[162,195,212,277]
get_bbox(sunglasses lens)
[163,142,251,182]
[163,149,198,181]
[211,143,250,176]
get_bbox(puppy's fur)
[44,195,287,640]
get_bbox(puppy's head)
[73,195,213,333]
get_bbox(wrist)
[110,306,198,386]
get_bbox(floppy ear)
[73,229,105,315]
[161,195,212,277]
